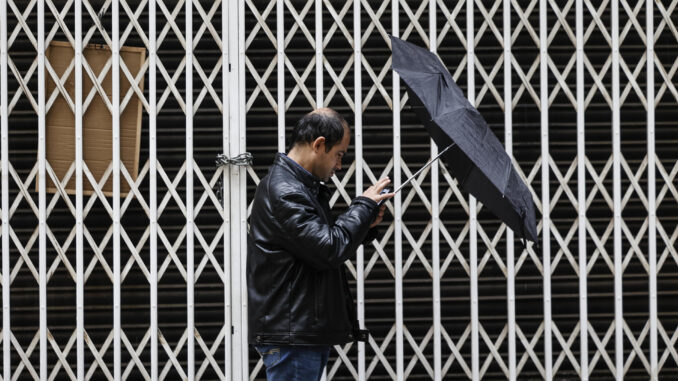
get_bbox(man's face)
[315,128,350,182]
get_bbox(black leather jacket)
[247,153,378,346]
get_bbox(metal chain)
[215,152,253,203]
[216,152,253,167]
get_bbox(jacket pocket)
[255,346,281,368]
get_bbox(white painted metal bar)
[466,0,479,379]
[646,0,658,379]
[429,1,441,379]
[576,0,589,379]
[1,0,10,377]
[228,0,244,376]
[112,1,122,379]
[611,1,623,380]
[354,0,365,378]
[503,1,516,379]
[312,1,323,367]
[276,0,285,153]
[229,1,244,373]
[315,0,322,108]
[221,0,232,377]
[238,0,249,376]
[185,0,195,378]
[226,0,247,378]
[539,0,553,379]
[38,0,48,378]
[148,0,159,378]
[392,0,403,379]
[75,0,85,378]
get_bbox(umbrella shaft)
[394,142,455,193]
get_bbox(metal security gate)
[243,0,678,380]
[1,0,247,380]
[1,0,678,380]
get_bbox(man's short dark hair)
[288,108,349,152]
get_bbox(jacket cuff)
[354,196,379,224]
[362,227,380,244]
[352,196,378,209]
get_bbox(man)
[247,108,393,380]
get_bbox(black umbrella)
[390,35,539,243]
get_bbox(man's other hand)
[370,204,387,228]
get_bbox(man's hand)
[362,177,394,227]
[363,177,394,203]
[370,204,387,228]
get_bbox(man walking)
[247,108,393,380]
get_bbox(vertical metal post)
[222,0,232,377]
[231,13,242,381]
[149,0,159,375]
[315,2,326,368]
[429,2,442,380]
[611,1,623,379]
[539,1,553,378]
[646,0,658,379]
[503,1,516,379]
[576,0,589,379]
[238,0,248,376]
[185,0,195,378]
[38,0,48,379]
[392,1,404,379]
[112,1,122,379]
[466,0,479,379]
[354,0,365,378]
[276,0,285,153]
[228,0,247,378]
[229,0,243,375]
[0,0,10,377]
[74,0,85,379]
[314,4,328,379]
[315,0,323,108]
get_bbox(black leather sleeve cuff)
[352,195,378,208]
[363,227,380,244]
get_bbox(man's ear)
[311,136,326,153]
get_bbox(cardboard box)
[42,41,146,197]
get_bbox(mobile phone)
[377,187,391,206]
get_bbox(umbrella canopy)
[390,35,539,243]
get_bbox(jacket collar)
[274,152,323,189]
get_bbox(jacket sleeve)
[362,227,380,245]
[272,191,378,270]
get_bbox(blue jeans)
[254,345,331,381]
